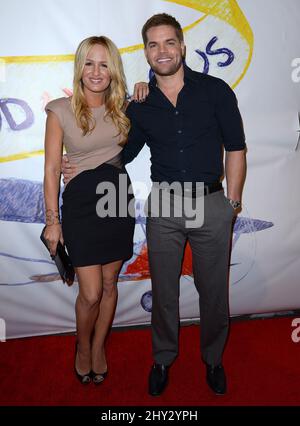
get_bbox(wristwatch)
[228,198,241,209]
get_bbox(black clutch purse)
[40,226,75,286]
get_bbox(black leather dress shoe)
[206,364,227,395]
[148,363,169,396]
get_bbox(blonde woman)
[43,36,140,384]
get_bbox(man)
[62,13,246,396]
[123,13,246,396]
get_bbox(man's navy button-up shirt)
[123,65,246,184]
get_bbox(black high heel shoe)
[74,342,92,385]
[91,370,108,385]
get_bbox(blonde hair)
[71,36,130,142]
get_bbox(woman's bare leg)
[91,260,123,374]
[75,264,102,375]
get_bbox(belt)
[185,182,223,197]
[154,182,223,197]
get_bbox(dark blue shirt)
[123,65,245,183]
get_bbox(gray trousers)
[146,189,235,367]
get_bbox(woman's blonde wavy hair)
[71,36,130,142]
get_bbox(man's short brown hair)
[142,13,184,46]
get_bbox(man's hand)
[130,82,149,102]
[61,154,77,185]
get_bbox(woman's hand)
[131,82,149,102]
[61,154,77,185]
[43,224,64,257]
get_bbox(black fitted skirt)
[61,163,135,267]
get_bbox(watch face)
[229,199,241,209]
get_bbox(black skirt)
[62,162,135,267]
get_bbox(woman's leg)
[91,259,123,373]
[75,264,103,374]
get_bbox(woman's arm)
[43,111,64,255]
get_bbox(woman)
[43,36,141,384]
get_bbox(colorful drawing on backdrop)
[0,0,253,163]
[0,1,255,298]
[0,178,273,289]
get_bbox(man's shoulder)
[189,68,230,91]
[126,99,137,113]
[126,98,148,116]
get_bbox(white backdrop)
[0,0,300,339]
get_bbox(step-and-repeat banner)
[1,0,300,338]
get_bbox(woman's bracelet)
[45,209,61,225]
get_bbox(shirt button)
[179,149,184,153]
[181,169,186,173]
[177,130,182,134]
[175,111,179,115]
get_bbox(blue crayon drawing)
[195,36,234,74]
[0,98,34,131]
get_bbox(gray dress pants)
[146,188,235,367]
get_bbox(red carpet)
[0,316,299,406]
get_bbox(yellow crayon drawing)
[0,0,253,163]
